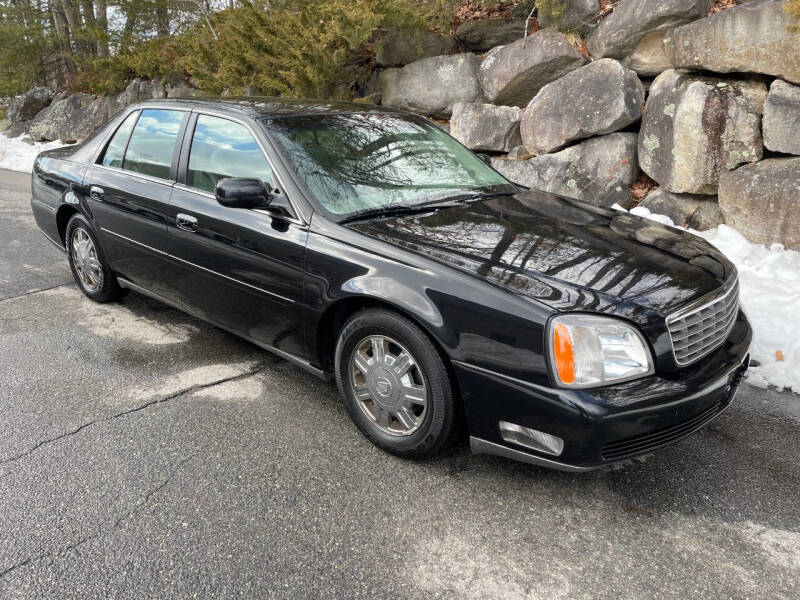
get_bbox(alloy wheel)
[71,227,103,293]
[349,335,428,436]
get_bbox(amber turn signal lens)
[553,322,575,384]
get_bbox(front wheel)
[334,308,459,459]
[66,214,122,303]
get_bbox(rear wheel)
[335,308,458,458]
[66,214,121,303]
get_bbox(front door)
[85,108,188,299]
[166,113,308,357]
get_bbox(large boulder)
[537,0,601,34]
[3,121,31,138]
[620,31,673,77]
[638,70,763,195]
[663,0,800,84]
[165,77,200,99]
[638,188,725,230]
[520,59,644,155]
[375,30,457,67]
[478,29,587,108]
[718,158,800,250]
[7,87,53,122]
[490,132,640,207]
[586,0,712,60]
[450,103,522,152]
[379,54,484,118]
[28,93,118,142]
[455,19,527,53]
[763,79,800,155]
[115,78,166,107]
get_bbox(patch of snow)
[0,133,67,173]
[621,205,800,395]
[696,226,800,395]
[629,205,675,226]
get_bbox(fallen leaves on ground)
[630,173,658,203]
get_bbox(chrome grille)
[667,278,740,366]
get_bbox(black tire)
[65,213,122,303]
[334,308,459,459]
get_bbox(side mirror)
[215,178,272,209]
[476,152,493,166]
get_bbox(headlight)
[548,314,654,388]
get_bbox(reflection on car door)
[166,112,308,357]
[85,108,189,298]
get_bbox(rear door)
[85,108,188,298]
[166,112,308,357]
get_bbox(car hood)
[348,190,736,323]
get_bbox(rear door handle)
[89,185,104,201]
[176,213,199,232]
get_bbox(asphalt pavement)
[1,168,798,599]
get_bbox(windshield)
[265,113,512,218]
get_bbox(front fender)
[304,217,554,385]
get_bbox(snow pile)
[0,133,67,173]
[619,204,800,395]
[696,226,800,395]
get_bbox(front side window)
[122,109,184,180]
[267,113,511,217]
[187,115,273,194]
[100,111,138,168]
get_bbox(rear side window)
[100,111,138,168]
[187,114,272,194]
[122,109,184,180]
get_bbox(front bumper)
[456,311,752,471]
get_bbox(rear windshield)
[265,113,510,217]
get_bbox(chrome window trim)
[93,163,176,187]
[185,108,306,225]
[665,273,740,366]
[100,227,294,304]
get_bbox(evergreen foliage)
[183,0,432,98]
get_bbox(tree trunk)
[95,0,109,57]
[120,2,138,53]
[79,0,97,57]
[59,0,90,54]
[50,1,77,87]
[155,0,170,37]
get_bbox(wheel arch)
[315,295,451,375]
[316,295,465,434]
[56,204,80,244]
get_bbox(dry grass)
[564,31,589,58]
[630,173,658,204]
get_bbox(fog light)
[499,421,564,456]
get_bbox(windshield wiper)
[438,189,514,204]
[338,202,446,225]
[337,189,515,225]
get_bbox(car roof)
[134,96,411,119]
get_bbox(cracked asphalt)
[1,167,799,599]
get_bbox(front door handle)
[176,213,199,232]
[89,185,104,201]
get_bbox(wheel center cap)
[369,367,398,408]
[375,376,392,397]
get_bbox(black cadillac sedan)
[30,98,751,471]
